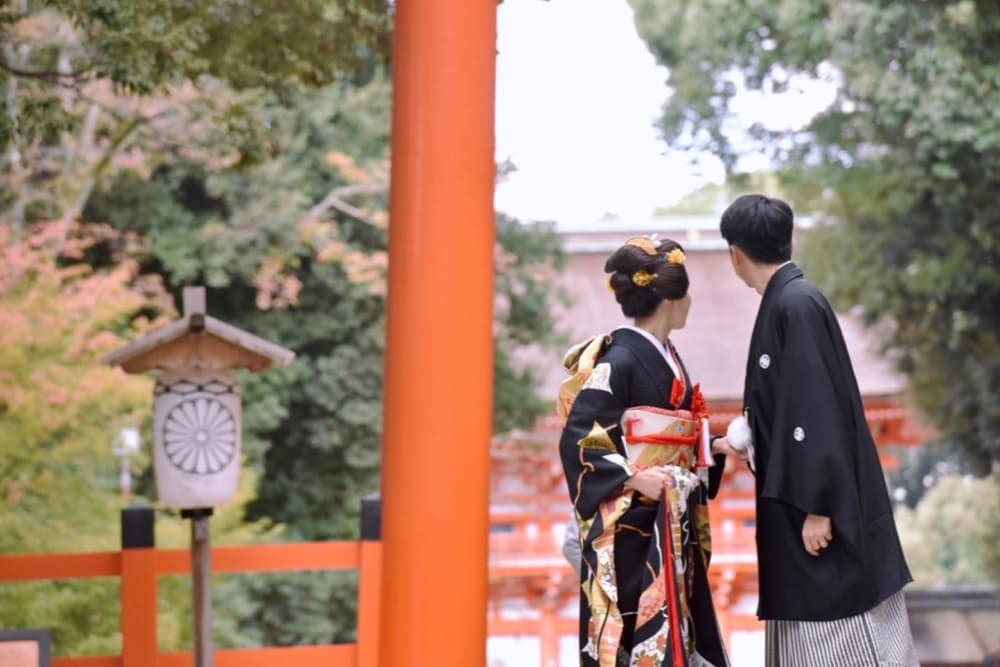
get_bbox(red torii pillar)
[379,1,497,665]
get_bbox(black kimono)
[559,327,729,667]
[743,263,912,621]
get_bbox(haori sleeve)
[559,359,635,520]
[759,296,865,556]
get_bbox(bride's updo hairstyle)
[604,236,689,318]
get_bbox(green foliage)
[895,473,1000,585]
[0,223,163,558]
[0,579,121,656]
[0,0,390,139]
[0,0,391,250]
[631,0,1000,471]
[494,213,568,432]
[654,173,787,216]
[207,571,360,646]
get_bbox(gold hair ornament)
[625,236,658,256]
[666,248,686,265]
[632,269,657,287]
[605,277,615,293]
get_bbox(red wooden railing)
[0,502,581,667]
[0,537,380,667]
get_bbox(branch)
[0,58,94,82]
[305,181,387,226]
[52,112,146,250]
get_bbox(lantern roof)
[102,287,295,374]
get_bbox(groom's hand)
[802,514,833,556]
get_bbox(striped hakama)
[765,591,918,667]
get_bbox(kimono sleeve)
[707,451,727,500]
[559,360,635,520]
[759,295,865,555]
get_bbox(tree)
[895,473,1000,585]
[494,211,569,433]
[630,0,1000,472]
[1,0,390,241]
[0,223,168,558]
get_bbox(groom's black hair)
[719,194,794,264]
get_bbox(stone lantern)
[103,286,293,509]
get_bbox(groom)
[718,194,917,665]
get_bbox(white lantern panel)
[153,370,242,509]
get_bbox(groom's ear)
[728,244,745,269]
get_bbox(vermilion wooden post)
[355,495,382,667]
[540,611,558,667]
[380,0,497,664]
[120,506,158,667]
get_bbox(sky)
[493,0,837,225]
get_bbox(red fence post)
[540,610,559,667]
[355,495,381,667]
[120,505,158,667]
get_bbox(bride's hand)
[712,436,749,461]
[624,468,668,499]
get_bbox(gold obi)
[621,406,699,469]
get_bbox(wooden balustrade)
[0,507,380,667]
